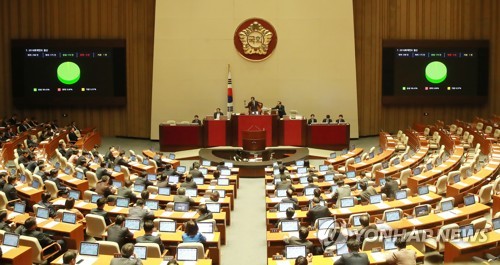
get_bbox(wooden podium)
[242,130,266,151]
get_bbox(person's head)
[124,180,132,188]
[101,175,110,184]
[286,189,293,198]
[194,115,199,119]
[295,256,308,265]
[192,161,200,169]
[185,220,199,236]
[0,210,7,221]
[359,215,370,227]
[359,181,368,191]
[280,174,287,181]
[141,190,149,200]
[96,197,106,209]
[346,238,361,252]
[251,97,255,101]
[136,199,144,207]
[337,179,345,187]
[339,114,344,119]
[41,192,52,202]
[177,187,186,195]
[65,197,75,210]
[8,175,16,184]
[140,171,148,179]
[210,191,220,201]
[120,243,135,258]
[298,226,309,240]
[285,207,295,219]
[277,101,282,105]
[395,237,407,249]
[385,175,392,183]
[115,214,125,225]
[311,197,321,207]
[62,251,77,264]
[307,175,314,184]
[310,114,315,118]
[213,170,220,179]
[216,108,220,112]
[186,175,193,182]
[100,161,106,168]
[167,260,179,265]
[313,188,321,198]
[24,217,37,230]
[198,204,209,214]
[279,166,285,174]
[0,172,7,180]
[143,220,154,234]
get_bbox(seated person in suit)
[310,188,325,205]
[22,217,66,258]
[114,150,130,167]
[295,254,313,265]
[208,191,220,203]
[334,238,369,265]
[135,171,154,188]
[62,251,77,265]
[67,127,79,143]
[3,175,19,205]
[36,192,57,218]
[216,161,228,171]
[212,170,221,180]
[0,210,12,232]
[0,172,7,192]
[273,166,290,180]
[357,215,378,243]
[192,115,202,125]
[128,199,152,221]
[117,180,137,202]
[157,174,171,188]
[63,197,84,221]
[275,174,293,191]
[110,243,143,265]
[359,181,378,203]
[307,114,317,125]
[182,220,206,244]
[47,169,70,195]
[57,140,67,157]
[180,175,198,189]
[95,175,116,197]
[214,108,224,119]
[307,197,331,225]
[174,187,195,206]
[304,175,319,190]
[284,226,314,254]
[332,180,352,208]
[276,207,297,228]
[385,237,417,265]
[68,149,80,165]
[336,114,346,123]
[275,189,300,210]
[162,163,177,177]
[381,176,399,199]
[322,115,333,124]
[95,162,110,181]
[196,204,213,222]
[189,162,204,178]
[136,220,165,253]
[107,215,134,249]
[89,197,111,225]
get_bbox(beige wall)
[151,0,359,140]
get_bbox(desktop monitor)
[221,169,231,176]
[62,212,77,224]
[403,154,409,161]
[142,159,149,166]
[206,203,221,213]
[177,248,198,261]
[369,152,375,159]
[145,200,159,211]
[296,160,305,167]
[129,155,136,162]
[13,202,26,214]
[330,185,338,194]
[36,207,50,219]
[168,175,179,184]
[352,215,363,226]
[185,188,197,198]
[440,200,454,212]
[330,153,337,158]
[173,202,190,212]
[342,149,348,155]
[464,194,475,206]
[340,198,355,208]
[91,194,104,204]
[276,189,287,198]
[393,158,400,165]
[414,205,429,217]
[202,160,211,167]
[317,217,335,230]
[319,165,328,172]
[286,246,306,259]
[68,190,80,200]
[133,184,145,193]
[224,162,233,168]
[395,190,407,200]
[217,178,230,186]
[176,166,186,174]
[304,188,315,196]
[124,218,141,231]
[453,174,461,184]
[385,210,401,222]
[19,174,26,183]
[64,167,71,175]
[80,242,99,256]
[159,220,176,232]
[158,187,171,196]
[379,178,386,187]
[382,161,389,169]
[436,157,442,166]
[460,224,474,238]
[384,237,398,251]
[426,163,433,171]
[346,171,356,179]
[279,202,294,212]
[147,174,157,181]
[193,177,204,185]
[273,169,280,175]
[281,220,299,232]
[350,144,356,151]
[55,162,61,169]
[2,233,20,247]
[369,194,382,204]
[134,246,147,260]
[198,222,214,234]
[418,185,429,195]
[116,197,130,208]
[297,167,307,175]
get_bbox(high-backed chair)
[20,234,61,264]
[476,122,484,131]
[97,241,120,255]
[425,223,459,252]
[44,180,59,199]
[32,175,45,189]
[449,124,457,134]
[429,175,448,195]
[477,184,493,204]
[471,217,487,231]
[86,171,98,190]
[365,163,382,179]
[348,213,370,227]
[436,197,455,212]
[485,126,493,135]
[85,214,107,239]
[446,171,461,185]
[337,158,354,173]
[398,168,411,187]
[120,165,138,182]
[405,230,427,254]
[84,190,98,201]
[0,191,20,210]
[361,235,383,251]
[456,127,463,136]
[423,127,430,138]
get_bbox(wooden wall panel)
[354,0,499,136]
[0,0,155,138]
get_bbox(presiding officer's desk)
[267,246,424,264]
[51,254,212,265]
[0,245,32,265]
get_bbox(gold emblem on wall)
[234,18,277,61]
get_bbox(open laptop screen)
[124,218,141,231]
[369,194,382,204]
[36,207,50,219]
[80,242,99,256]
[91,194,104,204]
[177,248,198,261]
[395,190,407,200]
[62,212,77,224]
[493,217,500,230]
[197,222,214,234]
[68,190,80,200]
[385,211,401,222]
[158,187,171,196]
[384,237,397,250]
[206,203,221,213]
[441,200,453,212]
[340,198,355,208]
[281,220,299,232]
[317,217,335,230]
[279,202,294,212]
[116,197,130,208]
[13,202,26,214]
[418,185,429,195]
[285,245,306,259]
[134,246,147,260]
[2,233,20,247]
[464,194,475,206]
[159,220,176,232]
[174,202,190,212]
[145,200,159,211]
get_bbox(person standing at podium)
[245,97,263,114]
[272,101,286,118]
[213,108,224,119]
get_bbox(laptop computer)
[224,162,233,168]
[143,159,149,166]
[285,245,306,259]
[159,220,176,232]
[426,163,433,171]
[145,200,159,211]
[176,166,186,174]
[453,174,461,184]
[177,248,198,261]
[2,232,20,247]
[158,187,171,196]
[68,190,80,200]
[464,194,475,206]
[79,242,99,256]
[134,245,147,260]
[32,179,40,189]
[382,161,389,169]
[340,198,355,208]
[299,177,308,184]
[352,215,365,226]
[418,185,429,195]
[460,224,474,238]
[217,178,229,186]
[324,174,334,182]
[133,184,145,193]
[13,202,26,214]
[385,210,401,222]
[221,169,231,176]
[75,171,84,180]
[213,189,225,198]
[113,165,121,173]
[199,168,208,175]
[379,178,386,187]
[62,212,77,224]
[346,171,356,179]
[197,222,214,234]
[297,167,307,175]
[276,189,287,197]
[129,155,136,162]
[414,205,429,217]
[336,242,349,255]
[116,197,130,208]
[169,153,176,160]
[112,180,123,188]
[168,175,180,184]
[342,149,348,155]
[147,174,157,181]
[296,160,304,167]
[193,177,204,185]
[124,218,141,231]
[279,202,294,212]
[91,194,104,203]
[206,203,221,213]
[440,200,454,212]
[492,217,500,230]
[384,237,398,251]
[281,220,299,232]
[330,153,337,159]
[413,167,421,176]
[319,165,328,172]
[304,188,315,196]
[355,156,362,163]
[36,207,50,219]
[202,160,211,167]
[173,202,190,212]
[393,158,400,165]
[185,188,197,198]
[317,217,335,230]
[369,194,382,204]
[395,190,407,200]
[64,167,71,175]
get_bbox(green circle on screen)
[57,62,81,85]
[425,61,447,84]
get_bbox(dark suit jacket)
[284,236,313,254]
[275,197,300,210]
[136,234,165,253]
[22,229,54,248]
[381,179,399,199]
[307,118,317,125]
[36,201,56,217]
[197,212,213,222]
[107,224,133,248]
[174,195,194,206]
[89,208,111,225]
[273,105,286,117]
[323,118,333,124]
[0,221,12,232]
[334,252,369,265]
[189,169,204,179]
[336,118,346,123]
[275,180,293,191]
[95,167,108,180]
[128,206,149,220]
[114,157,129,167]
[134,177,153,187]
[94,181,112,196]
[180,180,197,189]
[110,257,142,265]
[3,183,18,202]
[307,205,331,224]
[157,180,170,188]
[68,132,78,142]
[117,187,137,201]
[214,111,224,119]
[359,224,378,243]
